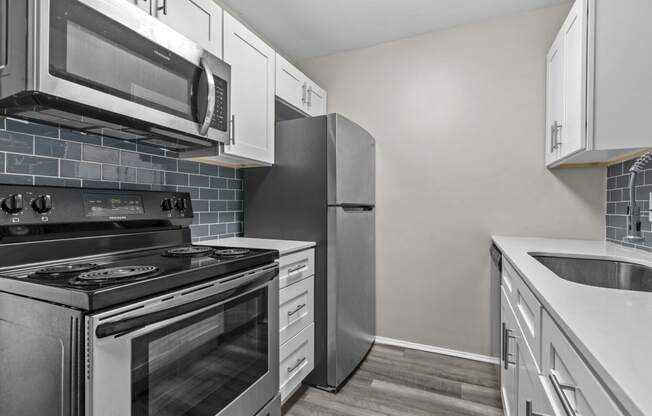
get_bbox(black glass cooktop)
[0,245,278,311]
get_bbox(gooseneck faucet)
[624,150,652,243]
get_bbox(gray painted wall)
[0,118,243,241]
[301,4,606,356]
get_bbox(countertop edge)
[197,237,316,256]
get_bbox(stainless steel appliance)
[244,113,376,391]
[0,185,280,416]
[0,0,230,153]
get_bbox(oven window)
[131,288,269,416]
[49,0,201,121]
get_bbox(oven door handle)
[198,56,216,135]
[95,266,277,339]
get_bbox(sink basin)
[531,254,652,292]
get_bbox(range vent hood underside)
[1,92,218,154]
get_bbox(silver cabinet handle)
[199,57,216,136]
[550,124,557,153]
[526,400,551,416]
[502,323,518,369]
[301,82,307,105]
[549,370,578,416]
[287,357,307,373]
[288,303,306,316]
[229,114,235,145]
[157,0,167,15]
[306,85,313,108]
[288,264,307,274]
[552,121,563,149]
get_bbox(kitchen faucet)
[624,150,652,243]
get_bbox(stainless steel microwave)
[0,0,230,153]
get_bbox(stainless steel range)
[0,185,280,416]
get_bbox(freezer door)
[327,114,375,206]
[327,206,375,387]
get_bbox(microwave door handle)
[95,266,277,339]
[199,57,216,135]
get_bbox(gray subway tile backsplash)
[83,144,120,164]
[61,160,102,180]
[606,156,652,251]
[35,137,82,160]
[0,117,243,241]
[6,154,59,176]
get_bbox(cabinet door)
[545,32,564,166]
[307,82,327,116]
[153,0,223,58]
[558,0,587,159]
[501,289,519,416]
[276,54,309,112]
[222,12,275,164]
[517,340,555,416]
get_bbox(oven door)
[86,265,279,416]
[34,0,229,144]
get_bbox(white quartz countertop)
[492,236,652,416]
[197,237,315,256]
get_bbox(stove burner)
[34,263,99,277]
[215,248,252,257]
[165,246,215,257]
[73,266,159,285]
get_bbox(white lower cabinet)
[280,323,315,401]
[501,263,625,416]
[277,248,315,402]
[501,289,519,416]
[279,276,314,344]
[541,311,624,416]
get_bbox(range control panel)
[0,185,193,226]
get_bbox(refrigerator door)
[327,205,376,388]
[327,114,376,206]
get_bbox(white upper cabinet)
[152,0,223,58]
[545,0,652,167]
[276,54,328,117]
[220,12,275,165]
[306,82,327,117]
[545,33,564,167]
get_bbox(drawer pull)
[287,264,307,274]
[288,303,306,317]
[287,357,307,373]
[549,370,578,416]
[526,400,551,416]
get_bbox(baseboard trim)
[375,336,500,365]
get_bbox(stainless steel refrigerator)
[244,113,376,391]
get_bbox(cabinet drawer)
[280,323,314,402]
[279,276,314,344]
[278,249,314,289]
[541,311,624,416]
[504,259,542,369]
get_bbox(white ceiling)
[219,0,569,61]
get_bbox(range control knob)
[2,194,24,214]
[32,194,53,214]
[175,198,187,211]
[161,198,174,211]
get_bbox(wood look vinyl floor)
[282,344,503,416]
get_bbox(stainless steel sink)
[531,254,652,292]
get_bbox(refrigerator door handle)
[339,204,374,212]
